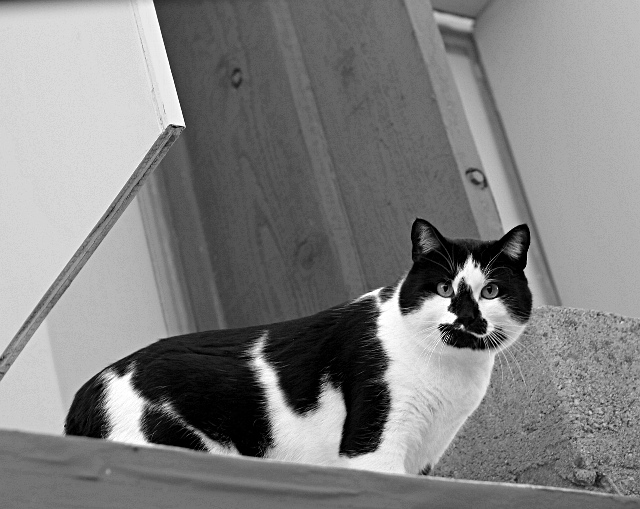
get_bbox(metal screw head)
[465,168,487,189]
[231,68,243,89]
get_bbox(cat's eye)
[481,283,499,299]
[436,282,454,298]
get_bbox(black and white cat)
[65,219,532,475]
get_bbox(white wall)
[0,1,180,433]
[475,0,640,317]
[0,197,167,434]
[0,322,64,434]
[444,41,558,308]
[48,197,168,412]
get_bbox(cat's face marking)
[399,219,533,351]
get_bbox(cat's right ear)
[411,218,444,262]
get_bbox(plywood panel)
[0,0,184,380]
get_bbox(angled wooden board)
[0,0,184,380]
[1,430,636,509]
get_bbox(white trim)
[131,0,184,129]
[433,11,474,33]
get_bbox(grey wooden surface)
[1,430,636,509]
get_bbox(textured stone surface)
[436,306,640,497]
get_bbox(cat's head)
[398,218,532,351]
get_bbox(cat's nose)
[456,313,478,328]
[452,296,479,324]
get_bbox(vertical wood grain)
[154,0,501,328]
[286,0,502,289]
[269,0,367,299]
[155,0,356,328]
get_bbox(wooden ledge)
[1,430,636,508]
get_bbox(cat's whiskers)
[428,258,454,275]
[495,341,506,384]
[482,251,504,279]
[420,331,444,366]
[503,341,535,364]
[494,332,517,382]
[499,337,527,387]
[432,235,455,274]
[486,329,528,387]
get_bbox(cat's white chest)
[398,350,494,472]
[376,302,495,473]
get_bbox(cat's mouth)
[438,324,508,351]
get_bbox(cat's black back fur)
[65,296,390,457]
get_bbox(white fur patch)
[102,369,148,445]
[452,257,486,300]
[365,288,495,472]
[250,333,348,466]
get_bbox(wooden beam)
[285,0,502,288]
[155,0,365,327]
[1,430,634,509]
[153,0,501,328]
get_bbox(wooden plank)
[286,0,502,289]
[1,430,635,509]
[154,0,502,328]
[154,1,360,327]
[139,134,228,333]
[269,0,367,299]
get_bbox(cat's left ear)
[498,224,530,269]
[411,218,446,262]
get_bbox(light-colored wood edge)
[438,27,560,305]
[137,133,228,334]
[1,429,634,509]
[0,125,184,382]
[269,0,367,298]
[405,0,503,240]
[130,0,185,129]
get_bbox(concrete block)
[437,306,640,497]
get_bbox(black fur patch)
[66,297,391,459]
[333,299,390,457]
[448,280,487,335]
[140,404,208,452]
[118,328,273,456]
[378,284,396,303]
[65,373,111,439]
[419,464,432,476]
[438,325,486,350]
